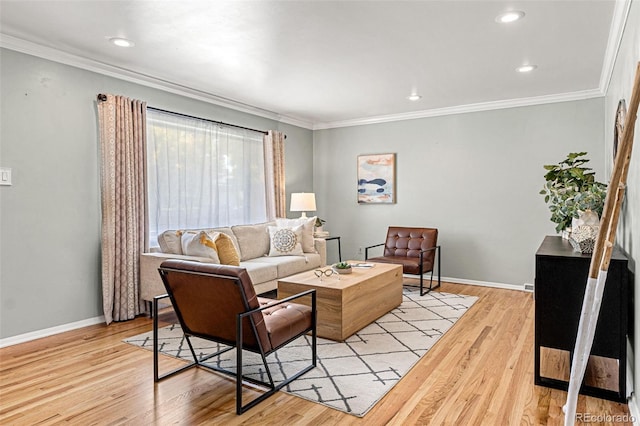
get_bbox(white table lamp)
[290,192,316,218]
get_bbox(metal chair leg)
[154,295,197,382]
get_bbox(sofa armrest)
[314,238,327,267]
[140,252,215,302]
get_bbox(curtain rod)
[96,94,271,136]
[148,106,269,135]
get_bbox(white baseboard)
[0,316,105,348]
[434,275,527,292]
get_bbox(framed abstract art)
[357,153,396,204]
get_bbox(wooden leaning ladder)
[564,61,640,425]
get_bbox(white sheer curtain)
[146,109,267,246]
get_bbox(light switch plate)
[0,167,12,185]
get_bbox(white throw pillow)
[268,225,304,257]
[157,230,184,254]
[180,231,221,263]
[276,216,316,253]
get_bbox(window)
[146,109,267,246]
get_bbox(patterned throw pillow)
[267,226,304,257]
[275,216,316,253]
[180,231,221,263]
[211,232,240,266]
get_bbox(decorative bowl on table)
[332,262,352,274]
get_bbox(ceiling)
[0,1,626,129]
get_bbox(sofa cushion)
[251,253,322,277]
[240,260,278,284]
[276,216,316,253]
[181,231,220,263]
[158,230,184,254]
[231,222,274,261]
[268,225,304,257]
[212,232,240,266]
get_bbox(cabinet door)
[535,256,623,359]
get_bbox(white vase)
[574,209,600,227]
[568,210,600,253]
[568,210,600,238]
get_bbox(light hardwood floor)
[0,281,632,425]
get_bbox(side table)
[316,235,342,262]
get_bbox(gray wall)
[0,48,313,339]
[0,38,617,340]
[313,99,605,286]
[605,0,639,409]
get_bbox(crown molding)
[0,34,315,130]
[312,89,604,130]
[599,0,632,94]
[1,28,619,132]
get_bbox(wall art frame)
[357,153,396,204]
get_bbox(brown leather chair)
[154,259,316,414]
[365,226,441,295]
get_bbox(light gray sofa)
[140,221,327,304]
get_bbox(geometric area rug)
[124,288,477,417]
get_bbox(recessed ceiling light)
[407,94,422,101]
[109,37,135,48]
[496,11,525,23]
[516,64,537,73]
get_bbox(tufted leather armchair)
[365,226,441,295]
[154,260,316,414]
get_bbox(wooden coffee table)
[277,262,403,341]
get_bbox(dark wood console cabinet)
[534,235,629,402]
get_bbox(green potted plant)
[333,261,352,274]
[314,217,326,233]
[539,152,607,235]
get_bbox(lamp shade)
[290,193,316,214]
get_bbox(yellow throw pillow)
[213,232,240,266]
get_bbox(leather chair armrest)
[252,289,317,314]
[419,245,441,261]
[364,243,385,260]
[419,245,440,253]
[418,245,441,275]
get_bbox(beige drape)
[264,130,286,219]
[98,94,147,324]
